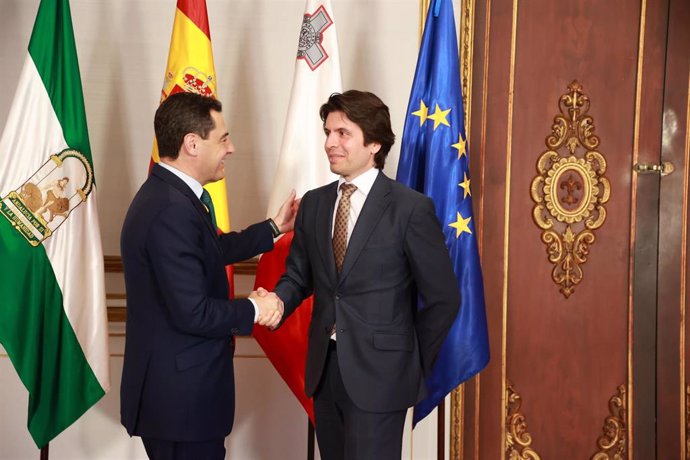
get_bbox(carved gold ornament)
[506,381,542,460]
[591,385,627,460]
[530,81,611,298]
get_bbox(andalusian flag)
[254,0,342,422]
[0,0,110,448]
[154,0,236,290]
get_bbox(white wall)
[0,0,459,458]
[1,324,447,459]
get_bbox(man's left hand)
[273,189,300,234]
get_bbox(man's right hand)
[249,289,284,328]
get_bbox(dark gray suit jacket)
[275,171,460,412]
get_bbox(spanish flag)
[153,0,235,293]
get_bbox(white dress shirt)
[330,166,379,340]
[331,166,379,242]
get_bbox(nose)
[226,138,235,155]
[325,132,338,150]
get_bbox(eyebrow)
[324,127,350,134]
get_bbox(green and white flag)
[0,0,110,448]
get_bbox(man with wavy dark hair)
[272,90,460,459]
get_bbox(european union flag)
[396,0,490,426]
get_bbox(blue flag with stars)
[397,0,490,426]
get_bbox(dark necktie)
[332,183,357,273]
[200,189,217,229]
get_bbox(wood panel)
[508,1,637,456]
[630,0,671,457]
[468,0,514,457]
[657,0,690,458]
[462,0,677,458]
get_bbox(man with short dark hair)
[120,91,297,459]
[272,90,460,459]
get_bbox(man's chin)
[207,175,224,185]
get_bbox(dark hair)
[154,92,223,160]
[319,90,395,169]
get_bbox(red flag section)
[176,0,210,38]
[253,233,314,423]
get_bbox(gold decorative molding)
[460,0,475,130]
[686,385,690,459]
[530,81,611,298]
[450,385,463,459]
[419,0,430,42]
[591,385,627,460]
[505,380,542,460]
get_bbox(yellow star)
[452,133,467,159]
[427,103,451,130]
[459,172,471,198]
[449,211,472,237]
[411,100,428,127]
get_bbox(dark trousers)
[314,341,407,460]
[142,437,225,460]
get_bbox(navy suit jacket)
[120,164,273,441]
[275,171,460,412]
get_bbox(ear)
[370,142,381,155]
[182,133,198,157]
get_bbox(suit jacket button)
[335,295,340,300]
[338,329,345,333]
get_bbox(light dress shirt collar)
[337,166,379,198]
[159,161,204,200]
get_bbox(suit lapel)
[152,165,222,250]
[315,182,339,283]
[338,171,391,282]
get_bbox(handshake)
[249,287,283,328]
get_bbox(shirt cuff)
[248,298,259,323]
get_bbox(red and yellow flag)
[153,0,235,293]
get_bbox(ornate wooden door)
[454,0,690,458]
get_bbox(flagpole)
[40,444,48,460]
[420,2,448,458]
[307,418,315,460]
[437,401,445,460]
